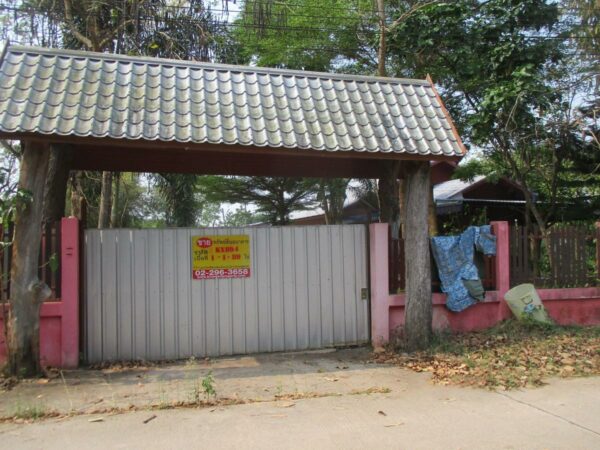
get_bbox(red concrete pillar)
[491,221,511,320]
[60,217,79,368]
[369,223,390,348]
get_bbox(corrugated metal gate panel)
[84,225,369,363]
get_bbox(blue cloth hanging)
[430,225,496,312]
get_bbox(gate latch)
[361,288,369,301]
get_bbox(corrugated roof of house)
[0,43,465,156]
[433,176,486,201]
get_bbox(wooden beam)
[0,132,462,164]
[68,144,391,178]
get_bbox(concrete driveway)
[1,347,599,449]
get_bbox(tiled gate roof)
[0,44,465,157]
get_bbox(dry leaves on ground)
[373,320,600,390]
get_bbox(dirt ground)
[1,347,600,449]
[0,348,393,417]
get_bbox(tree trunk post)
[110,172,121,228]
[70,171,85,221]
[97,171,113,229]
[8,141,52,376]
[43,144,72,225]
[428,184,438,236]
[403,161,432,351]
[378,161,400,235]
[398,177,406,237]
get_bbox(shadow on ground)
[0,347,410,417]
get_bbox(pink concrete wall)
[369,221,600,347]
[0,217,79,368]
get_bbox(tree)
[2,0,238,375]
[316,179,350,224]
[234,0,375,72]
[6,142,51,375]
[199,176,317,225]
[220,205,266,227]
[386,1,593,232]
[152,173,200,227]
[20,0,238,229]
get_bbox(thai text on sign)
[191,234,251,279]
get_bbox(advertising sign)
[191,234,250,279]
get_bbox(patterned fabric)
[431,225,496,312]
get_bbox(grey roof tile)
[0,44,465,156]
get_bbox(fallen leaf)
[378,410,387,416]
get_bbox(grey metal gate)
[84,225,369,363]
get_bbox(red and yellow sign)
[191,234,250,279]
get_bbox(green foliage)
[0,145,35,297]
[11,1,243,230]
[201,371,216,399]
[47,253,59,274]
[386,0,598,227]
[234,0,375,71]
[152,174,200,227]
[316,179,350,224]
[21,0,236,59]
[220,205,266,227]
[440,204,489,235]
[388,0,562,137]
[0,145,23,230]
[198,176,318,225]
[10,402,48,420]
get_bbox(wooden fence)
[510,224,600,288]
[0,221,61,302]
[388,230,496,294]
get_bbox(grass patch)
[375,320,600,390]
[10,403,55,421]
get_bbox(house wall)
[370,221,600,347]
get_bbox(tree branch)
[62,0,94,50]
[386,0,443,33]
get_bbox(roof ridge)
[5,42,431,86]
[0,40,10,70]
